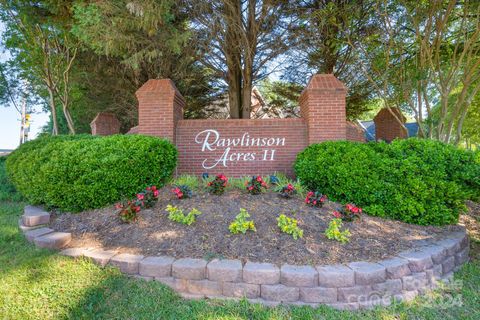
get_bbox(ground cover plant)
[295,138,480,226]
[5,135,177,212]
[229,208,256,234]
[277,214,303,239]
[325,218,351,243]
[165,205,202,225]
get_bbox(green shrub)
[294,138,480,226]
[0,156,22,202]
[6,134,177,212]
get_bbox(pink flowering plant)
[137,185,160,208]
[207,174,228,195]
[333,203,362,222]
[115,200,141,223]
[245,176,268,195]
[172,185,193,199]
[305,191,328,207]
[279,183,296,198]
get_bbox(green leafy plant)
[137,186,160,208]
[305,191,327,207]
[278,184,296,198]
[165,205,202,225]
[245,175,267,194]
[277,214,303,239]
[333,203,362,222]
[172,175,200,191]
[229,208,256,234]
[207,174,228,195]
[6,135,177,212]
[294,138,480,225]
[325,218,351,243]
[172,185,192,199]
[115,200,141,223]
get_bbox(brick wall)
[134,74,348,177]
[90,113,120,136]
[373,108,407,142]
[176,119,307,177]
[346,121,365,142]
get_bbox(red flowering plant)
[333,203,362,222]
[207,174,228,195]
[137,185,160,208]
[115,200,141,223]
[305,191,328,207]
[245,176,268,195]
[172,185,193,199]
[279,183,296,198]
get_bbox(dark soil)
[50,187,465,265]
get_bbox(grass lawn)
[0,164,479,318]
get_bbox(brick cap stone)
[304,74,347,92]
[136,79,184,101]
[34,232,71,249]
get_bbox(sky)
[0,22,49,150]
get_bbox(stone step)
[34,232,71,249]
[18,219,46,232]
[22,205,50,227]
[24,227,54,242]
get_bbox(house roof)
[360,121,419,141]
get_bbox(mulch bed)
[50,187,465,266]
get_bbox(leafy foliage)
[245,176,267,195]
[116,200,141,223]
[304,191,327,208]
[6,135,177,212]
[207,174,228,195]
[229,208,256,234]
[277,214,303,239]
[295,139,480,225]
[325,218,351,244]
[0,156,22,202]
[333,203,362,222]
[278,184,296,199]
[165,205,202,225]
[172,185,192,199]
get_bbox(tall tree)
[0,0,79,134]
[191,0,294,118]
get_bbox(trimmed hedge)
[294,138,480,226]
[6,134,177,212]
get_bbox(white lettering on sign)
[194,129,285,169]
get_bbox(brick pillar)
[373,107,407,142]
[299,74,347,144]
[136,79,184,142]
[90,112,121,136]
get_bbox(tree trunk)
[47,87,58,135]
[62,104,76,134]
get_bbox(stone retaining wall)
[19,205,470,310]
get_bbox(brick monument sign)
[129,74,350,177]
